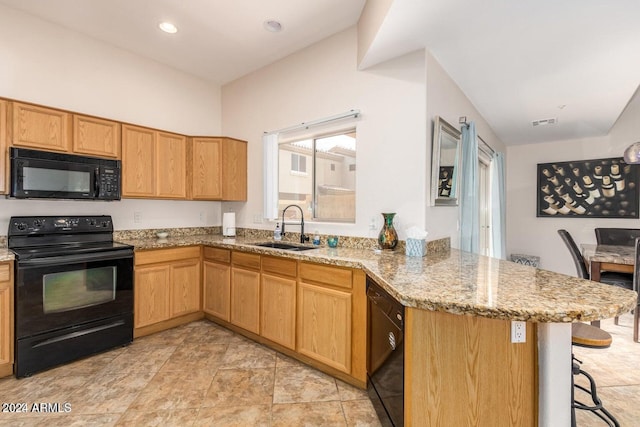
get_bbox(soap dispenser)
[313,230,320,246]
[274,223,282,241]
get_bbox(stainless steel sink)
[253,242,317,251]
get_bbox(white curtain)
[460,122,479,253]
[263,133,279,220]
[490,152,506,259]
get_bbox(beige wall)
[425,51,506,245]
[222,27,428,240]
[0,5,223,232]
[506,88,640,275]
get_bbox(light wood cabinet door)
[221,138,247,201]
[134,265,171,328]
[297,282,352,374]
[191,137,222,200]
[230,267,260,334]
[203,261,231,321]
[73,114,121,158]
[261,273,296,349]
[0,262,13,378]
[12,102,72,152]
[122,124,155,197]
[0,99,7,195]
[156,132,187,199]
[170,259,201,317]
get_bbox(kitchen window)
[278,130,356,222]
[263,110,360,223]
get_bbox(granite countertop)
[0,249,14,262]
[581,243,635,264]
[121,234,638,323]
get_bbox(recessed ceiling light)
[263,20,283,32]
[158,22,178,34]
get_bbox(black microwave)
[10,147,121,200]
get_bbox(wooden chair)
[595,228,640,246]
[571,322,619,426]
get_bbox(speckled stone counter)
[581,243,635,264]
[118,234,637,324]
[0,249,14,262]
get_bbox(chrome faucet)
[281,204,309,244]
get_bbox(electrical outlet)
[133,212,141,224]
[199,211,205,223]
[511,321,526,343]
[369,216,377,230]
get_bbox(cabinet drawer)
[0,263,10,282]
[135,246,201,266]
[232,251,261,270]
[203,247,231,263]
[300,262,352,290]
[262,256,297,277]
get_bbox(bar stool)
[571,322,619,427]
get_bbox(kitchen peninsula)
[115,232,636,427]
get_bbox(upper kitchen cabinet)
[0,99,7,195]
[12,102,72,152]
[156,131,187,199]
[122,124,187,199]
[73,114,120,158]
[122,124,155,197]
[11,102,121,159]
[190,137,247,201]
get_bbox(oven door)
[15,249,133,339]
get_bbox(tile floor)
[0,314,637,426]
[0,320,381,426]
[573,313,640,426]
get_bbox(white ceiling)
[363,0,640,146]
[2,0,639,146]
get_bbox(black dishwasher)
[367,277,404,427]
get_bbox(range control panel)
[8,215,114,235]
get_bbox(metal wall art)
[537,157,639,218]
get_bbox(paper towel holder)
[223,212,236,237]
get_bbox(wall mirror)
[431,116,461,206]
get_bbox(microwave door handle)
[94,167,100,197]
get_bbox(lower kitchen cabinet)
[134,246,201,336]
[261,255,297,350]
[135,264,171,328]
[203,247,231,321]
[133,245,366,386]
[230,251,261,334]
[170,259,201,317]
[297,282,352,373]
[297,261,366,384]
[0,261,14,378]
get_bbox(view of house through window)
[278,130,356,222]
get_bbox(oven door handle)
[18,249,133,267]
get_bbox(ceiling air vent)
[532,118,557,127]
